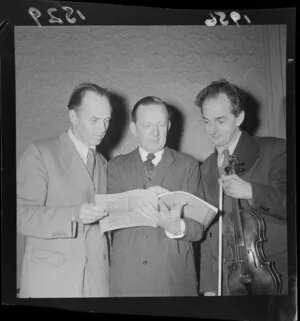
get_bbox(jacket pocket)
[30,247,66,267]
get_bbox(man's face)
[202,93,244,148]
[69,91,111,147]
[131,103,170,153]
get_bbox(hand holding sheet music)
[95,188,218,233]
[136,198,187,235]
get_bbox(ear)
[236,111,245,127]
[167,120,171,130]
[130,121,138,138]
[69,109,78,125]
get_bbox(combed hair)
[131,96,171,122]
[195,79,243,116]
[67,83,110,111]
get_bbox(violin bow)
[218,179,223,296]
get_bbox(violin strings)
[233,199,246,277]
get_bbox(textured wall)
[15,25,286,288]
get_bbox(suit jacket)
[199,131,287,295]
[17,132,109,298]
[107,147,203,296]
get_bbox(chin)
[212,138,224,146]
[93,140,101,146]
[151,145,164,152]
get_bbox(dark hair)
[195,79,243,116]
[67,83,110,111]
[131,96,171,123]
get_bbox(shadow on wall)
[98,99,193,158]
[240,89,261,136]
[98,91,128,160]
[166,103,184,152]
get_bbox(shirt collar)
[138,146,164,166]
[67,128,95,161]
[216,130,242,156]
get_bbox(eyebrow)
[91,116,111,120]
[202,116,225,120]
[142,121,167,124]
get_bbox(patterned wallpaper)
[15,25,285,162]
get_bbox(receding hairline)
[76,90,111,112]
[67,83,111,112]
[134,102,169,120]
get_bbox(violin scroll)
[224,154,245,175]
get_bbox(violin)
[224,154,282,295]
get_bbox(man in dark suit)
[107,96,203,296]
[17,83,111,297]
[195,79,287,295]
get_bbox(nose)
[208,122,217,135]
[152,125,159,136]
[97,120,108,133]
[103,120,109,131]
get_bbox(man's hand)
[219,174,253,200]
[147,186,170,195]
[137,199,187,235]
[73,203,108,224]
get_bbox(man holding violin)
[195,79,287,295]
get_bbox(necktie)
[144,153,156,176]
[218,149,230,176]
[86,148,96,180]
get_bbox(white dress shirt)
[67,128,95,165]
[216,130,242,167]
[138,146,164,165]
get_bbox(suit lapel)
[205,151,220,205]
[59,132,95,200]
[129,148,147,189]
[94,153,107,194]
[152,147,175,186]
[59,132,110,235]
[206,132,260,201]
[232,131,260,179]
[85,153,107,235]
[128,148,176,189]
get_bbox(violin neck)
[232,198,246,248]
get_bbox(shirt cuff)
[165,219,186,239]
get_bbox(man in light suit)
[108,96,204,297]
[195,79,287,295]
[17,83,112,297]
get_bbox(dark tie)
[218,149,230,176]
[86,148,96,180]
[144,153,156,176]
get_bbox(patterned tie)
[144,153,156,176]
[86,148,96,180]
[218,149,230,176]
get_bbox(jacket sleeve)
[250,139,286,220]
[182,158,204,242]
[17,143,77,239]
